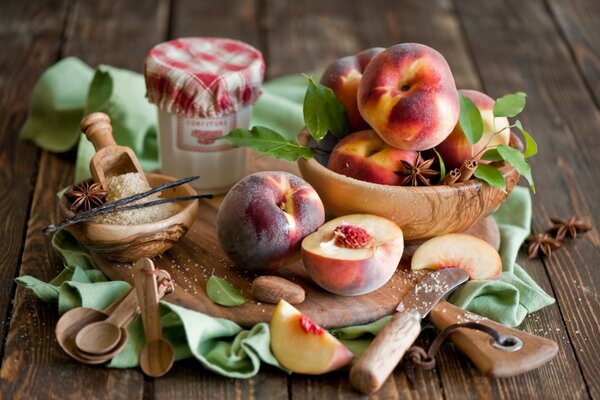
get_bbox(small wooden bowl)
[297,138,520,240]
[59,173,199,262]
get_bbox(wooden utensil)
[134,258,175,377]
[56,279,173,364]
[74,287,138,355]
[350,269,469,394]
[80,112,147,191]
[429,301,559,377]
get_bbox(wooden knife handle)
[429,301,559,377]
[350,310,421,394]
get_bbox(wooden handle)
[104,288,138,328]
[134,258,162,342]
[430,301,559,377]
[80,112,116,151]
[350,310,421,394]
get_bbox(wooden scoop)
[134,258,175,377]
[80,112,148,191]
[74,287,138,355]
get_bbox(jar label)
[177,114,234,152]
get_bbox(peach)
[411,233,502,280]
[357,43,459,151]
[435,89,510,170]
[270,300,353,374]
[301,214,404,296]
[217,171,325,273]
[320,47,384,132]
[327,130,419,185]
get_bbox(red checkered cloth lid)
[144,37,265,118]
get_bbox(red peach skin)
[357,43,459,151]
[327,130,418,185]
[320,48,384,132]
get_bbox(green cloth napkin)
[17,57,555,376]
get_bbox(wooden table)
[1,1,598,399]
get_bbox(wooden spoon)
[80,112,148,191]
[134,258,175,377]
[74,287,138,355]
[56,279,172,364]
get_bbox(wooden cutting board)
[93,195,500,329]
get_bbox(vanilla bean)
[441,168,461,185]
[45,194,213,233]
[45,175,203,233]
[88,175,200,215]
[457,159,477,182]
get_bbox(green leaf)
[514,120,538,158]
[206,275,245,307]
[221,126,314,162]
[303,78,348,142]
[458,93,484,145]
[493,92,526,118]
[481,148,503,162]
[496,144,536,192]
[474,164,506,191]
[432,148,446,183]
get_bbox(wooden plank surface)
[1,0,600,398]
[0,0,167,397]
[0,0,67,351]
[455,1,600,398]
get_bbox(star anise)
[526,233,562,259]
[395,154,439,186]
[548,216,592,240]
[65,181,107,213]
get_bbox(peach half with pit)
[301,214,404,296]
[327,129,419,185]
[411,233,502,280]
[270,299,354,374]
[435,89,510,170]
[217,171,325,273]
[357,43,459,151]
[320,47,385,132]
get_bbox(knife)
[349,268,469,394]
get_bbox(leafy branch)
[220,77,348,161]
[457,92,537,192]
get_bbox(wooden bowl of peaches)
[297,43,526,241]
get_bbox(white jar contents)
[144,37,265,194]
[157,107,251,194]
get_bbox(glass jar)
[144,37,265,194]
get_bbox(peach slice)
[302,214,404,296]
[411,233,502,280]
[270,300,353,374]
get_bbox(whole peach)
[435,89,510,170]
[357,43,459,151]
[320,47,384,132]
[217,171,325,273]
[327,130,419,185]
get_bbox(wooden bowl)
[297,139,519,241]
[59,173,199,262]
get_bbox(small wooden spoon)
[74,287,138,355]
[134,258,175,377]
[80,112,148,191]
[56,279,172,364]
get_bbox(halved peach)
[410,233,502,280]
[270,300,353,374]
[301,214,404,296]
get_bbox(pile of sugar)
[95,172,181,225]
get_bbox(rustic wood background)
[1,0,599,399]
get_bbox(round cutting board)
[93,196,500,329]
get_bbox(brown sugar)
[94,172,181,225]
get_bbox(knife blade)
[349,268,469,394]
